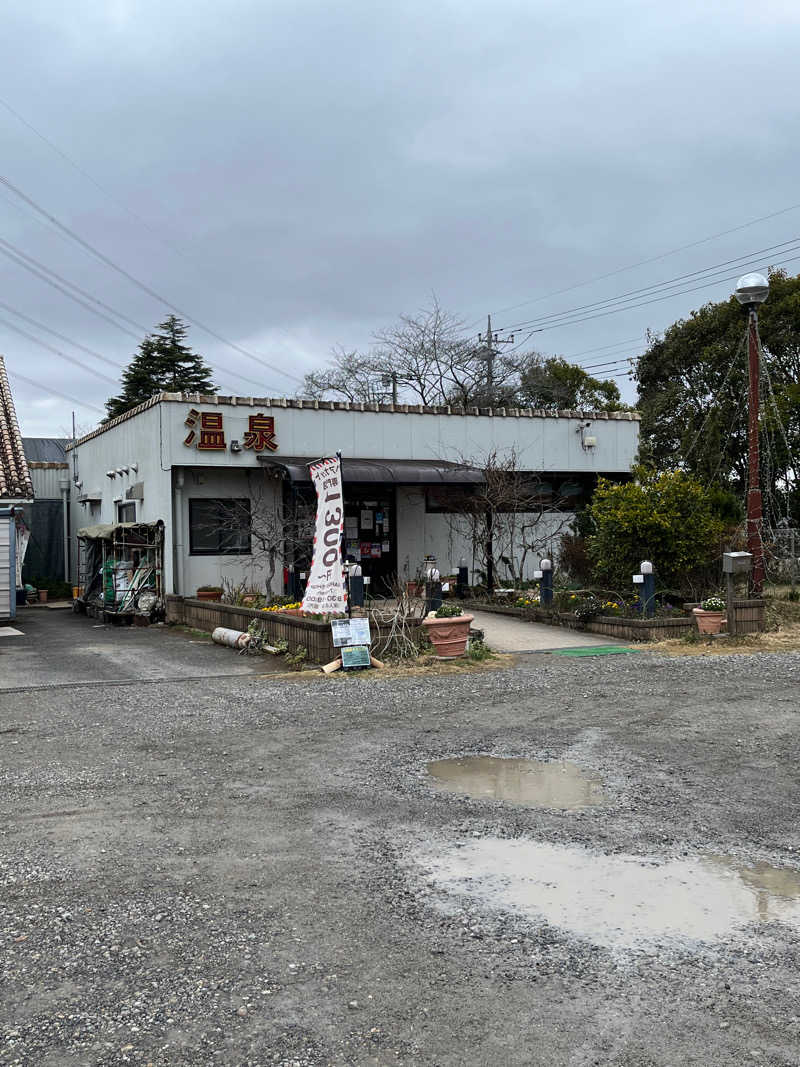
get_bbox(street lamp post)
[734,272,769,594]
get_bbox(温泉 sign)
[301,455,347,616]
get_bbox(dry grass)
[651,624,800,657]
[259,651,516,682]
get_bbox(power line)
[6,363,105,415]
[0,238,278,395]
[0,315,119,385]
[0,95,196,265]
[0,174,303,385]
[0,299,124,370]
[505,236,800,333]
[498,251,800,339]
[561,335,644,359]
[0,238,146,340]
[473,199,800,326]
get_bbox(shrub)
[586,470,724,595]
[434,603,463,618]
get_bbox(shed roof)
[0,356,34,500]
[22,437,68,463]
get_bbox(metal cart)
[75,520,165,623]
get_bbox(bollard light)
[640,560,653,574]
[541,558,552,571]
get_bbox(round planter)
[38,589,48,603]
[422,613,473,659]
[693,607,726,635]
[196,590,222,602]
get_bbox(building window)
[118,501,136,523]
[189,498,251,555]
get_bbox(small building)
[21,438,70,587]
[0,355,34,621]
[67,392,639,599]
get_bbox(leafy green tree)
[586,470,725,595]
[519,356,625,411]
[635,269,800,524]
[105,316,215,419]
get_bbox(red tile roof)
[0,356,34,500]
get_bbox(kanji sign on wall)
[183,408,278,453]
[183,408,227,451]
[242,413,278,452]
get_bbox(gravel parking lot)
[2,619,800,1065]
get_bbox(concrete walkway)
[469,608,626,653]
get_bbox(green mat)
[550,645,642,657]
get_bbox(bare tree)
[199,477,315,592]
[301,299,537,408]
[443,448,574,591]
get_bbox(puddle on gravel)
[417,838,800,949]
[426,756,606,810]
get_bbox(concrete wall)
[69,397,639,596]
[69,404,175,588]
[152,397,638,474]
[395,487,574,582]
[175,467,281,596]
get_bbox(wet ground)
[0,607,283,690]
[2,633,800,1064]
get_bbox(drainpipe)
[59,476,71,584]
[174,469,185,595]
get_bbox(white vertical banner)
[301,455,348,616]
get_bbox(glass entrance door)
[343,488,396,595]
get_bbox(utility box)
[722,551,752,574]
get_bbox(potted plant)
[422,602,473,659]
[196,585,223,602]
[693,595,726,634]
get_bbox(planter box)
[463,599,693,642]
[166,597,422,664]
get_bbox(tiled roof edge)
[67,392,641,449]
[0,355,34,499]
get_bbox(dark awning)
[257,456,484,485]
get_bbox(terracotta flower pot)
[38,589,48,603]
[422,613,473,659]
[693,607,726,635]
[196,589,222,602]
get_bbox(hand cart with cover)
[75,520,165,622]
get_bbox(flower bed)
[166,596,422,663]
[465,599,692,642]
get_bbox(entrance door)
[343,488,396,595]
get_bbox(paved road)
[0,607,279,690]
[2,623,800,1064]
[469,607,625,652]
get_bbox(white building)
[0,355,34,621]
[68,392,639,597]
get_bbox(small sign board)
[342,644,371,669]
[331,619,351,647]
[331,617,372,647]
[533,569,543,579]
[349,617,371,645]
[632,574,644,584]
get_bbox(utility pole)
[478,315,514,401]
[734,273,770,595]
[746,307,766,592]
[381,371,398,404]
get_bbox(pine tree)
[105,316,215,419]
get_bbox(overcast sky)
[3,0,799,435]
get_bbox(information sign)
[342,644,371,669]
